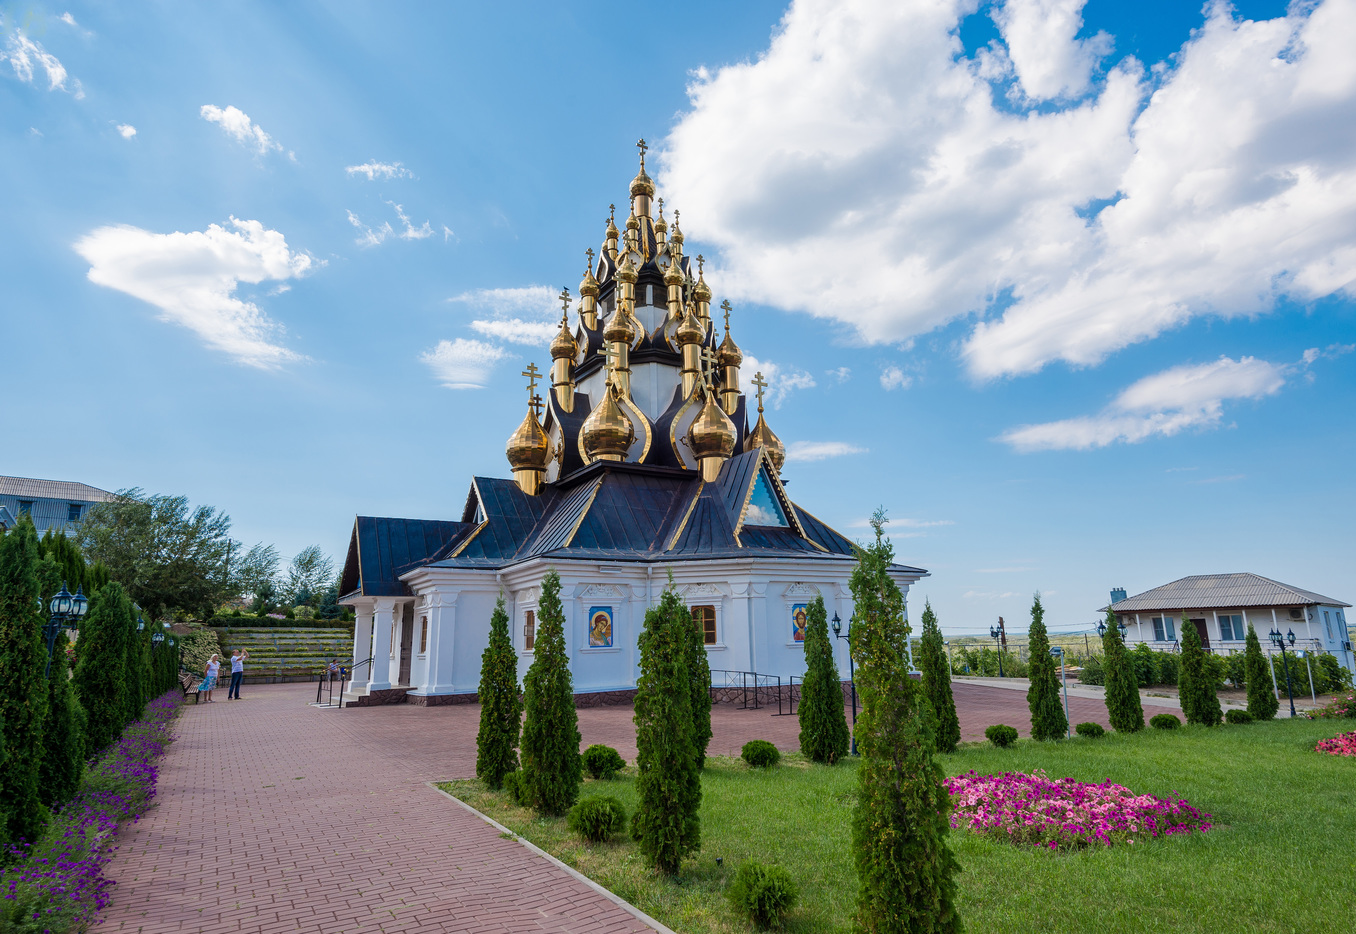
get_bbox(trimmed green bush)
[476,596,521,791]
[207,616,355,631]
[581,744,625,780]
[519,571,582,816]
[798,595,850,763]
[918,599,961,754]
[0,519,50,848]
[1075,721,1105,738]
[727,861,799,930]
[1179,620,1223,726]
[741,740,781,768]
[1102,610,1144,733]
[1225,708,1254,724]
[73,583,132,755]
[1077,654,1105,686]
[1026,594,1068,741]
[1150,713,1182,730]
[568,795,627,842]
[502,770,524,805]
[985,724,1018,747]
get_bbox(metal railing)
[709,670,792,712]
[314,657,372,709]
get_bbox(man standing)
[228,648,249,700]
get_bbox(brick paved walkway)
[105,680,1182,933]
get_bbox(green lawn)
[439,719,1355,934]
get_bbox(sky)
[3,0,1353,635]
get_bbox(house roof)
[1108,573,1350,612]
[339,516,471,598]
[0,476,119,502]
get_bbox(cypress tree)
[73,582,132,753]
[850,510,961,934]
[1178,617,1222,726]
[686,599,713,769]
[918,600,961,754]
[0,520,50,847]
[1101,609,1144,733]
[122,606,147,724]
[1243,623,1278,720]
[519,570,581,815]
[36,555,86,810]
[799,595,850,763]
[1026,593,1067,741]
[476,595,521,790]
[632,586,701,874]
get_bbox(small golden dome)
[663,255,685,286]
[654,199,668,235]
[580,258,599,299]
[693,256,712,302]
[630,167,654,198]
[687,384,737,461]
[582,380,635,460]
[603,304,637,345]
[625,209,640,233]
[718,329,743,368]
[671,220,684,249]
[506,407,550,471]
[677,305,704,346]
[605,207,619,241]
[616,250,639,284]
[551,318,577,360]
[744,412,785,474]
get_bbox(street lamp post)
[43,582,88,678]
[989,623,1005,678]
[1050,645,1071,738]
[831,612,858,756]
[1269,627,1298,718]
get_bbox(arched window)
[523,610,536,651]
[691,605,716,645]
[419,616,429,654]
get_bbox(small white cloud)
[390,202,432,240]
[963,590,1023,600]
[200,104,283,155]
[349,203,433,246]
[73,217,314,369]
[744,354,815,408]
[880,365,911,391]
[785,441,867,462]
[420,338,510,390]
[994,0,1113,101]
[60,13,78,26]
[469,319,558,346]
[116,124,136,139]
[449,286,558,318]
[346,161,413,180]
[442,225,456,242]
[1001,355,1287,451]
[850,516,953,529]
[3,30,75,94]
[827,366,851,383]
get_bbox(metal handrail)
[315,657,373,708]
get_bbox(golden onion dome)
[630,166,655,199]
[677,305,705,346]
[671,217,685,250]
[603,303,637,345]
[687,384,737,461]
[616,249,639,284]
[582,380,635,460]
[550,318,577,360]
[506,407,550,471]
[718,328,743,368]
[693,265,712,303]
[605,211,619,241]
[625,209,640,235]
[654,204,668,236]
[744,412,786,474]
[663,255,685,286]
[580,265,599,299]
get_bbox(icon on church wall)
[588,606,614,647]
[792,603,808,643]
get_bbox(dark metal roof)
[339,517,470,597]
[1108,573,1350,612]
[0,476,119,502]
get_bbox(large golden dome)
[744,412,785,473]
[506,408,550,471]
[687,384,737,461]
[582,380,635,461]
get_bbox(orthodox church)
[338,143,927,706]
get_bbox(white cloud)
[1000,355,1287,451]
[73,218,314,369]
[785,441,868,462]
[743,354,815,408]
[116,124,136,139]
[3,30,79,95]
[420,338,510,390]
[200,105,283,155]
[827,366,851,383]
[661,0,1356,380]
[390,203,431,239]
[348,202,432,246]
[60,13,78,27]
[879,365,911,390]
[447,286,560,347]
[850,516,953,528]
[469,319,558,345]
[346,161,413,180]
[994,0,1113,100]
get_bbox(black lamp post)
[44,582,88,678]
[830,612,857,756]
[1268,627,1298,718]
[989,623,1005,677]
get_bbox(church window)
[390,618,397,657]
[523,610,535,651]
[420,616,428,654]
[691,605,716,645]
[743,471,788,527]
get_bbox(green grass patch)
[438,719,1355,933]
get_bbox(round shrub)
[1150,713,1182,730]
[1075,721,1105,738]
[741,740,781,768]
[567,795,627,842]
[726,861,798,930]
[1225,708,1254,724]
[581,743,626,780]
[985,724,1018,748]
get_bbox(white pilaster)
[370,597,396,691]
[389,605,407,686]
[352,607,374,686]
[421,590,459,694]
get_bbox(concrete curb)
[427,783,679,934]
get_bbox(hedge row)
[207,616,355,630]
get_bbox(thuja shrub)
[1150,713,1181,730]
[1225,709,1254,724]
[581,744,625,780]
[985,724,1019,748]
[726,861,798,930]
[1075,721,1105,738]
[501,771,524,805]
[568,795,627,842]
[519,571,582,816]
[741,740,781,768]
[475,596,521,791]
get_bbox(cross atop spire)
[609,203,615,222]
[585,246,594,268]
[721,299,732,333]
[657,196,664,217]
[530,392,544,417]
[751,371,768,414]
[697,254,704,275]
[603,342,625,374]
[699,346,720,390]
[521,362,541,400]
[558,286,571,322]
[636,138,648,165]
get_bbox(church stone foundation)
[406,692,478,707]
[572,689,638,707]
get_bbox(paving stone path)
[104,680,1182,933]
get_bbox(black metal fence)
[709,670,800,715]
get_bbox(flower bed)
[1,691,180,933]
[1315,731,1356,757]
[944,770,1211,850]
[1306,693,1355,720]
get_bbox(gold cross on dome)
[721,299,732,332]
[585,246,594,268]
[697,254,704,275]
[751,371,768,413]
[603,342,624,372]
[636,138,648,160]
[521,362,541,399]
[558,287,571,321]
[657,197,664,217]
[609,204,616,223]
[699,346,719,389]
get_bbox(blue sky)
[3,0,1353,635]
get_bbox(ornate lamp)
[44,582,77,678]
[1268,627,1298,718]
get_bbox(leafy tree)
[0,520,50,848]
[1026,593,1067,741]
[686,597,713,769]
[631,587,701,874]
[1243,623,1278,720]
[250,579,280,616]
[316,584,342,620]
[234,542,280,606]
[1101,609,1144,733]
[284,546,335,607]
[799,595,850,763]
[36,555,87,810]
[1178,618,1223,726]
[519,570,581,815]
[476,596,522,790]
[918,600,961,754]
[73,582,132,753]
[850,510,961,934]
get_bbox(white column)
[369,598,396,691]
[422,590,458,694]
[352,606,373,685]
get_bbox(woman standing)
[200,653,221,703]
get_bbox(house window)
[1324,610,1334,640]
[1218,614,1244,640]
[67,503,82,522]
[1151,616,1176,642]
[523,610,535,651]
[691,605,717,645]
[420,616,429,653]
[17,501,32,515]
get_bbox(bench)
[179,671,203,703]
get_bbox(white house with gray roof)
[0,476,119,537]
[1105,573,1353,674]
